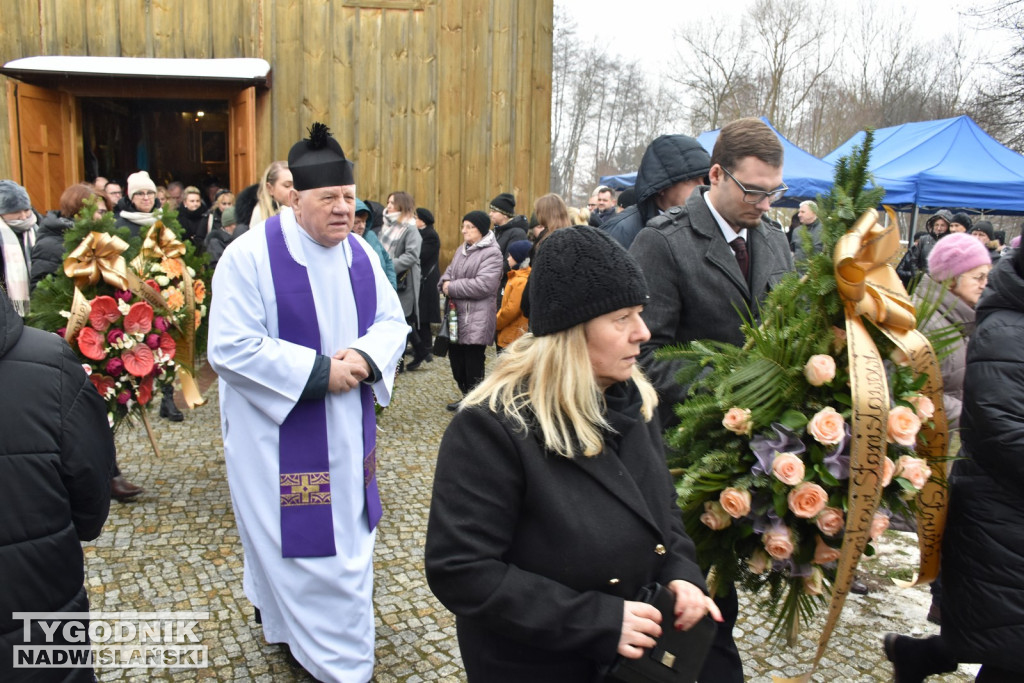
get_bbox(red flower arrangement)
[75,295,178,427]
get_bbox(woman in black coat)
[886,249,1024,682]
[31,183,112,290]
[408,207,440,370]
[425,227,719,682]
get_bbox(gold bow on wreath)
[775,208,949,683]
[137,223,206,409]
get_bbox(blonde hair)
[461,325,658,458]
[257,160,289,220]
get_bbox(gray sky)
[558,0,1013,84]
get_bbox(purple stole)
[266,215,383,558]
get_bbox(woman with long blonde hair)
[425,226,720,682]
[249,160,293,226]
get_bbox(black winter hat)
[950,212,973,231]
[416,207,435,226]
[288,122,355,191]
[490,192,516,217]
[529,226,648,336]
[463,210,491,236]
[617,187,636,209]
[972,219,994,240]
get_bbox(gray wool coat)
[382,219,422,322]
[629,187,794,427]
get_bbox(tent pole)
[907,204,920,247]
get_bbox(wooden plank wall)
[0,0,552,268]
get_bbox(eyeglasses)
[722,167,788,205]
[134,190,156,198]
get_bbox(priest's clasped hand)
[329,349,370,392]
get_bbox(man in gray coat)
[629,117,794,683]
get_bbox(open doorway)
[82,97,230,201]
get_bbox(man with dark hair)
[629,117,794,683]
[588,185,617,226]
[103,181,123,213]
[605,134,711,249]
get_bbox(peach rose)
[762,526,794,560]
[804,566,825,596]
[772,452,806,486]
[719,488,752,518]
[907,395,935,421]
[887,406,922,447]
[804,354,837,387]
[881,456,896,488]
[815,506,845,537]
[700,501,732,531]
[896,455,932,490]
[870,512,890,540]
[808,407,846,446]
[722,407,753,436]
[813,535,841,564]
[746,549,770,575]
[789,482,829,518]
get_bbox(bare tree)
[669,22,752,133]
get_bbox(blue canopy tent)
[600,172,638,190]
[600,117,914,207]
[824,116,1024,214]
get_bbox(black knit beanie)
[463,210,491,236]
[950,212,973,231]
[416,207,435,226]
[489,192,515,217]
[529,226,648,336]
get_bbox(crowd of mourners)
[1,116,1022,683]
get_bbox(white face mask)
[5,214,37,231]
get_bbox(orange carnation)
[193,279,206,303]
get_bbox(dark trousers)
[448,343,485,395]
[413,320,433,361]
[698,585,744,683]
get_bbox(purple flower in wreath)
[773,558,814,577]
[823,424,852,480]
[750,423,806,476]
[751,507,782,534]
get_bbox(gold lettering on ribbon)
[774,209,949,683]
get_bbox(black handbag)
[604,583,716,683]
[432,297,451,357]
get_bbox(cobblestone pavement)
[86,354,975,682]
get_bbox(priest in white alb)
[208,122,408,682]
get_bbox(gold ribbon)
[63,232,131,290]
[774,208,948,682]
[141,222,187,261]
[176,264,206,408]
[138,224,205,408]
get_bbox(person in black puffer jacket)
[884,248,1024,682]
[0,286,115,682]
[176,185,209,249]
[605,135,711,250]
